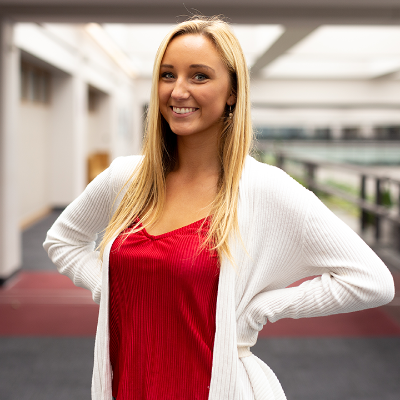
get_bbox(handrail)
[276,153,400,185]
[274,152,400,250]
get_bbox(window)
[375,126,400,140]
[342,127,360,140]
[256,126,306,140]
[314,128,331,140]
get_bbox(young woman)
[44,17,395,400]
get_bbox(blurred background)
[0,1,399,399]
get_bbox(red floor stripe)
[5,271,84,290]
[1,272,399,337]
[1,272,98,336]
[0,303,98,336]
[258,307,400,337]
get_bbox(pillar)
[49,72,87,207]
[0,19,21,281]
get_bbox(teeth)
[173,107,197,114]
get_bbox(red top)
[109,218,220,400]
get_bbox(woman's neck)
[174,134,221,178]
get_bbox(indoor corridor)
[1,1,400,399]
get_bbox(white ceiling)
[2,0,400,25]
[102,23,400,80]
[263,25,400,79]
[102,23,284,77]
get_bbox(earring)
[229,105,233,119]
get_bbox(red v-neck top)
[109,218,220,400]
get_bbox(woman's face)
[158,34,235,140]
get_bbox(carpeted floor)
[0,209,399,400]
[0,337,94,400]
[252,337,400,400]
[20,211,62,271]
[1,337,399,400]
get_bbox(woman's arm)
[245,190,395,331]
[43,160,117,304]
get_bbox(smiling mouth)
[171,106,199,114]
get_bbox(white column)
[72,75,88,197]
[360,123,375,139]
[49,72,87,207]
[331,123,342,140]
[110,79,137,159]
[0,20,21,280]
[132,79,144,154]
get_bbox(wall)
[14,22,139,213]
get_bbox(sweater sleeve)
[43,159,117,305]
[246,190,395,329]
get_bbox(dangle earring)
[228,105,233,119]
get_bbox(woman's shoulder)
[244,155,309,194]
[110,154,144,172]
[108,154,143,183]
[243,155,314,218]
[105,155,144,213]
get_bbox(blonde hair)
[99,16,253,265]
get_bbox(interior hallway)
[0,211,399,400]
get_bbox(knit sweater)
[43,155,395,400]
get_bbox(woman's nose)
[170,78,190,100]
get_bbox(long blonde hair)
[99,16,253,265]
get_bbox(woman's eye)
[161,72,174,79]
[194,73,208,81]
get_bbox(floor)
[1,210,400,400]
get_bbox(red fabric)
[109,218,220,400]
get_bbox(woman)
[44,17,395,400]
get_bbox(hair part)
[99,15,253,267]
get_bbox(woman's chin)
[169,125,197,137]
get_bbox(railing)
[275,153,400,250]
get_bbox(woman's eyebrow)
[190,64,215,73]
[160,64,215,73]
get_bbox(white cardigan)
[43,155,395,400]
